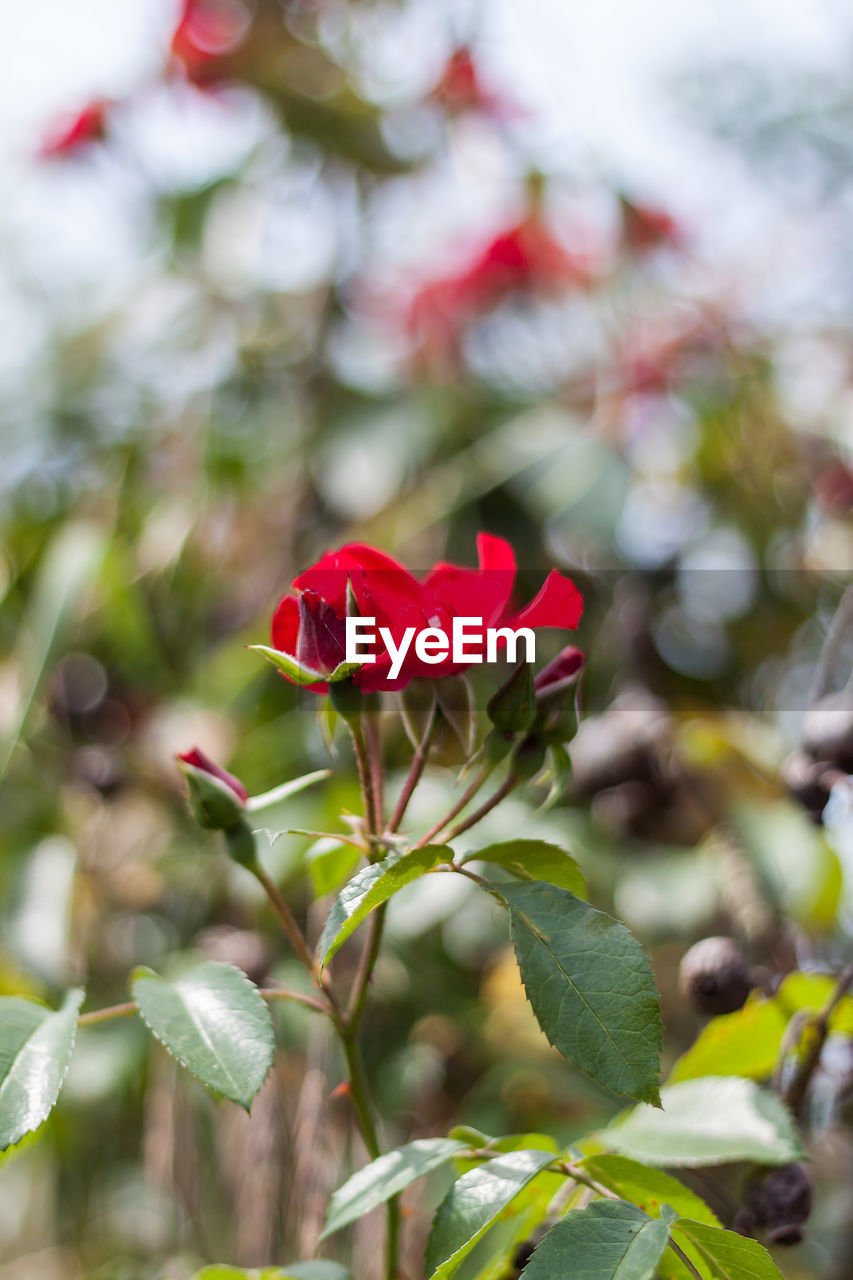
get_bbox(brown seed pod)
[678,935,753,1016]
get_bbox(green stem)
[365,709,385,833]
[348,720,379,842]
[415,763,492,847]
[438,772,518,844]
[388,707,439,833]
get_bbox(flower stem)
[388,707,439,833]
[437,772,518,843]
[348,721,379,842]
[250,859,321,977]
[78,1002,138,1027]
[415,763,493,847]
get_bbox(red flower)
[406,216,593,366]
[620,197,683,254]
[268,534,582,693]
[170,0,250,86]
[534,645,585,698]
[430,48,507,118]
[39,101,111,158]
[178,747,248,802]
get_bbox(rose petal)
[177,747,248,803]
[504,569,583,632]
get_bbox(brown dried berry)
[802,693,853,773]
[678,936,752,1016]
[741,1164,812,1246]
[781,750,833,820]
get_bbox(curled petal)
[504,569,583,632]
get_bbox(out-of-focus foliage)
[1,1,853,1278]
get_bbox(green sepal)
[180,759,246,830]
[224,820,258,868]
[487,661,536,734]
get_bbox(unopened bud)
[178,748,247,831]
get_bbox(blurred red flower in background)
[39,101,112,158]
[620,196,683,254]
[170,0,251,86]
[271,534,582,692]
[429,47,509,118]
[405,214,594,368]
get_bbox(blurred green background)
[2,2,853,1277]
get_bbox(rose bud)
[534,646,585,701]
[177,747,247,831]
[678,935,753,1016]
[741,1164,813,1246]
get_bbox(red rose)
[267,534,582,693]
[39,101,111,158]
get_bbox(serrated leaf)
[322,1138,469,1238]
[132,961,274,1110]
[0,988,84,1150]
[494,881,661,1104]
[318,846,447,968]
[425,1148,555,1279]
[464,840,585,896]
[520,1200,675,1280]
[668,1000,787,1084]
[579,1154,720,1226]
[245,770,332,813]
[671,1218,786,1280]
[593,1077,804,1167]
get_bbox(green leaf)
[668,999,787,1084]
[322,1138,469,1238]
[463,840,585,896]
[0,988,84,1150]
[494,881,661,1104]
[778,971,853,1034]
[520,1200,675,1280]
[425,1148,555,1279]
[318,846,447,968]
[306,838,362,898]
[132,961,274,1110]
[579,1154,721,1226]
[671,1218,786,1280]
[593,1077,804,1167]
[246,770,332,813]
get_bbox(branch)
[784,960,853,1116]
